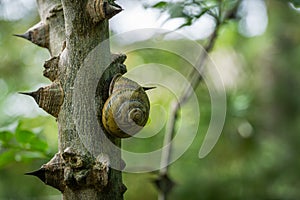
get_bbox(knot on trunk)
[26,147,111,192]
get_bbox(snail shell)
[102,74,150,138]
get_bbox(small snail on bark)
[102,74,153,138]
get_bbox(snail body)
[102,74,151,138]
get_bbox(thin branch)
[159,23,220,176]
[157,25,219,200]
[156,1,240,199]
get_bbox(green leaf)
[195,5,218,18]
[17,151,47,162]
[0,131,14,143]
[29,137,48,152]
[176,18,193,30]
[0,150,15,168]
[15,129,35,144]
[168,4,186,18]
[153,1,168,9]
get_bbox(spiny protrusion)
[25,168,46,182]
[25,153,65,192]
[87,0,123,23]
[60,148,110,190]
[111,53,126,65]
[14,22,49,50]
[111,53,127,75]
[120,183,127,195]
[20,82,64,118]
[43,56,60,81]
[153,174,176,195]
[93,154,110,189]
[27,151,104,192]
[105,2,123,19]
[47,3,63,19]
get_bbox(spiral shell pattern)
[102,74,150,138]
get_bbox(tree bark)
[22,0,126,199]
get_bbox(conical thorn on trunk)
[104,2,123,19]
[43,56,60,81]
[86,0,123,23]
[14,22,49,50]
[13,32,31,40]
[25,168,46,182]
[19,82,64,117]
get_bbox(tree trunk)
[21,0,126,199]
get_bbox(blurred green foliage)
[1,0,300,200]
[290,0,300,7]
[146,0,238,28]
[0,2,59,199]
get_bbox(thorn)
[105,3,123,19]
[19,91,37,99]
[143,86,156,91]
[13,32,31,41]
[111,53,127,64]
[120,183,127,195]
[25,168,46,182]
[153,174,175,194]
[13,22,49,49]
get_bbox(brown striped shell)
[102,74,150,138]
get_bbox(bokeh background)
[1,0,300,199]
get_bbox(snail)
[102,74,153,138]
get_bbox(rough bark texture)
[23,0,125,199]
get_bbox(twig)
[156,25,219,200]
[156,2,240,199]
